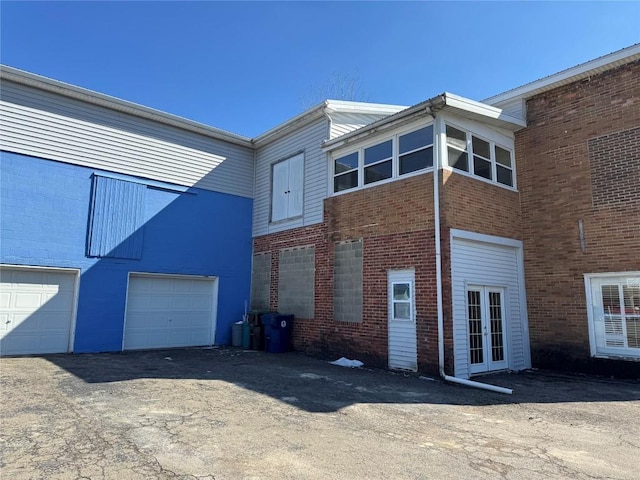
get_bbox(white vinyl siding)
[0,81,254,197]
[254,117,328,236]
[329,112,400,139]
[450,232,530,379]
[271,153,304,222]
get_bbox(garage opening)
[123,273,218,350]
[0,265,78,355]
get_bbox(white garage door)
[0,266,77,356]
[123,274,217,350]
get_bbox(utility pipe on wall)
[430,106,513,395]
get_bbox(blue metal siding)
[87,175,145,259]
[0,151,253,352]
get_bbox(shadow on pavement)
[41,347,640,413]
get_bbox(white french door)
[467,286,508,374]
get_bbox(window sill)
[443,166,519,192]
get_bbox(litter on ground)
[330,357,364,368]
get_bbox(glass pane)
[400,147,433,174]
[627,318,640,348]
[399,125,433,154]
[473,156,492,180]
[623,285,640,313]
[467,290,483,364]
[495,146,512,167]
[446,125,467,150]
[496,165,513,186]
[489,292,504,362]
[364,140,392,165]
[602,285,621,314]
[335,152,358,174]
[448,147,468,172]
[364,160,392,184]
[472,136,490,159]
[334,170,358,192]
[394,302,410,320]
[393,283,410,300]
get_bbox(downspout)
[431,105,513,395]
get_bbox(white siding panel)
[329,112,395,139]
[0,81,254,197]
[253,117,329,237]
[451,237,527,379]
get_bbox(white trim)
[0,263,81,353]
[330,119,435,196]
[583,271,640,359]
[122,271,219,350]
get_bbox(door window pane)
[467,290,483,364]
[394,303,411,320]
[394,283,410,300]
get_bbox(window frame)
[330,121,435,196]
[585,272,640,360]
[444,122,517,191]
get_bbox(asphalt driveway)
[1,348,639,480]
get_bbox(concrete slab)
[1,348,639,479]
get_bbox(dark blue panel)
[87,175,145,259]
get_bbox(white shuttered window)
[271,153,304,222]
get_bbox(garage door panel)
[124,274,216,351]
[0,266,76,355]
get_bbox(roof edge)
[484,44,640,105]
[0,65,253,148]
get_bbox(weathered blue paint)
[0,151,253,352]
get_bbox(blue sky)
[2,1,639,137]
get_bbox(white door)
[467,286,508,374]
[124,274,217,350]
[388,270,417,371]
[0,266,76,355]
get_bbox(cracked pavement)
[1,348,639,479]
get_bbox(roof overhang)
[484,44,640,106]
[0,65,254,148]
[322,92,525,153]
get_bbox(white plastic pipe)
[431,111,512,395]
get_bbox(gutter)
[432,108,513,395]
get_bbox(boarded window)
[278,246,315,319]
[333,240,363,323]
[589,127,640,208]
[251,252,271,310]
[87,175,145,259]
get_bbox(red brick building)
[250,46,640,380]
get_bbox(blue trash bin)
[261,314,294,353]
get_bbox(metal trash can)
[261,314,294,353]
[231,322,243,347]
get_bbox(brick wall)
[253,173,440,371]
[517,60,640,375]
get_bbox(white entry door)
[124,274,217,350]
[388,270,417,371]
[467,286,508,374]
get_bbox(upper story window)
[332,123,433,194]
[271,153,304,222]
[445,124,515,188]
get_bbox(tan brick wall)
[517,60,640,373]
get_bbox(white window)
[332,123,434,194]
[271,153,304,222]
[445,124,515,188]
[587,274,640,359]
